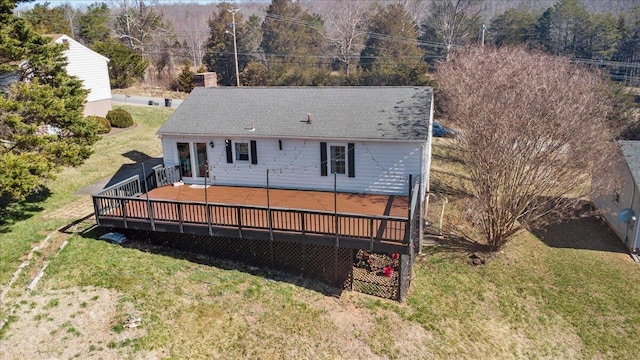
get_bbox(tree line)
[14,0,640,89]
[2,0,636,249]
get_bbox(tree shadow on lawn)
[429,169,471,197]
[423,231,492,257]
[532,216,629,254]
[432,146,465,167]
[424,216,629,256]
[78,226,343,299]
[0,187,50,234]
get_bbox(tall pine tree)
[260,0,325,84]
[0,0,99,203]
[203,3,247,86]
[359,3,428,85]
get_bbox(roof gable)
[157,87,432,141]
[620,140,640,186]
[48,34,110,63]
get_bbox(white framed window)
[330,145,346,175]
[235,142,249,161]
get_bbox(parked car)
[433,120,456,138]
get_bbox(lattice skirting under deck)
[114,229,411,300]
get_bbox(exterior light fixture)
[209,141,214,148]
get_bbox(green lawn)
[1,109,639,358]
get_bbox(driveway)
[112,94,183,108]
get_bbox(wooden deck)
[92,175,421,254]
[147,184,409,217]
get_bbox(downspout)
[623,161,640,263]
[630,183,640,262]
[419,91,435,254]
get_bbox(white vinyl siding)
[161,136,424,195]
[55,35,111,103]
[593,161,639,250]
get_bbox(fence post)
[369,218,374,252]
[177,203,184,233]
[237,207,243,238]
[334,173,339,247]
[204,168,212,236]
[267,170,273,241]
[93,198,101,227]
[120,199,128,229]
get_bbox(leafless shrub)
[436,46,618,250]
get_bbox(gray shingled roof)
[157,87,432,141]
[620,140,640,185]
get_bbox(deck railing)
[93,174,420,250]
[93,196,409,246]
[154,166,180,187]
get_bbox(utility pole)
[227,8,240,87]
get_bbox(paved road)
[112,93,184,108]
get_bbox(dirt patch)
[0,287,166,360]
[299,292,434,359]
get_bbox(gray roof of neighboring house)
[157,86,432,141]
[620,140,640,185]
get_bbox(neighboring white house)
[593,140,640,257]
[49,34,112,117]
[156,87,433,200]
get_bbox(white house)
[156,87,433,200]
[49,34,112,117]
[593,140,640,258]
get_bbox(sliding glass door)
[177,142,208,181]
[195,143,208,177]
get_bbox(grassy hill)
[1,106,639,359]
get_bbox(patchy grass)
[2,112,640,358]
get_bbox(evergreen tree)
[359,3,428,85]
[613,6,640,85]
[579,13,620,60]
[92,38,148,88]
[260,0,324,84]
[534,7,554,52]
[176,61,195,93]
[489,8,538,47]
[1,0,99,203]
[545,0,591,56]
[202,3,247,86]
[77,2,111,46]
[20,2,73,35]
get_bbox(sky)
[19,0,257,10]
[27,0,262,6]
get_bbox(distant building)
[593,140,640,257]
[49,34,112,117]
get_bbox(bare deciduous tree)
[426,0,486,60]
[322,0,369,76]
[436,46,617,250]
[111,0,168,57]
[164,3,211,67]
